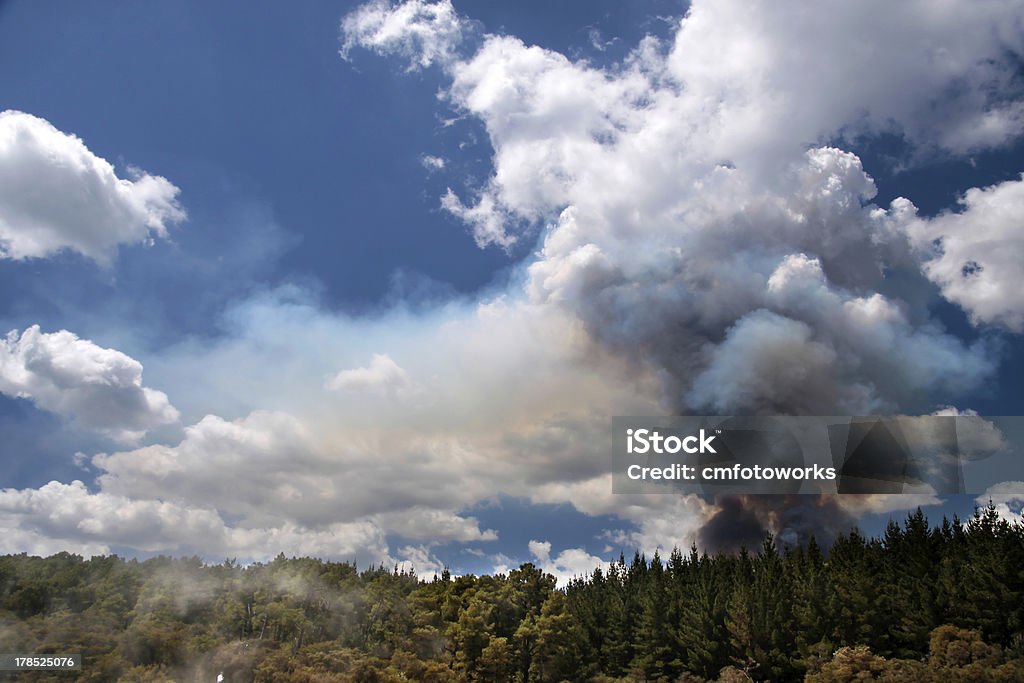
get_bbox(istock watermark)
[626,428,719,455]
[612,415,1024,495]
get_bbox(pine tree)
[630,551,676,681]
[676,546,730,679]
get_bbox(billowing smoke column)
[343,0,1024,551]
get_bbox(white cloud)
[375,509,497,543]
[340,0,466,71]
[440,187,517,249]
[0,110,184,264]
[344,0,1024,246]
[420,154,446,171]
[836,494,944,517]
[527,539,609,586]
[897,408,1008,461]
[0,525,111,558]
[901,176,1024,331]
[976,482,1024,523]
[394,544,447,578]
[530,476,714,557]
[0,295,655,561]
[90,407,504,545]
[0,404,499,563]
[665,0,1024,155]
[92,410,478,532]
[0,479,392,563]
[326,353,413,395]
[489,552,516,576]
[0,325,178,441]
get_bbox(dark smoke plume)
[698,494,855,553]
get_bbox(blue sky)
[1,0,1023,580]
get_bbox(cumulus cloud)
[326,353,414,395]
[977,482,1024,523]
[440,187,518,249]
[0,398,493,563]
[527,540,609,586]
[376,509,497,543]
[344,0,1024,248]
[0,294,654,561]
[901,176,1024,331]
[340,0,467,70]
[836,493,944,518]
[665,0,1024,156]
[0,110,184,264]
[333,0,1021,549]
[0,325,178,441]
[897,408,1008,462]
[420,154,446,171]
[0,524,111,558]
[394,544,448,578]
[0,480,392,562]
[93,410,497,535]
[351,8,998,419]
[90,300,656,536]
[530,476,714,556]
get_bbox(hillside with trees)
[1,505,1021,682]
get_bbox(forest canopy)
[1,505,1021,682]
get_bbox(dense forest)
[1,505,1022,683]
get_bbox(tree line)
[0,504,1021,682]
